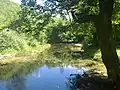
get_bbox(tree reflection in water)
[7,73,26,90]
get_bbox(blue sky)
[10,0,44,4]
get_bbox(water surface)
[0,44,89,90]
[0,64,84,90]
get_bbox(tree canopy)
[0,0,20,29]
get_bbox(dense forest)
[0,0,97,54]
[1,0,120,90]
[1,0,120,53]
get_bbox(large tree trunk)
[71,0,120,89]
[96,0,120,89]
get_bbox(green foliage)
[1,0,120,55]
[112,1,120,44]
[44,17,95,47]
[45,18,68,43]
[60,23,94,43]
[0,29,28,53]
[113,0,120,24]
[0,0,20,29]
[10,5,50,44]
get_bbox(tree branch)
[71,12,98,23]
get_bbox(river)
[0,64,86,90]
[0,44,108,90]
[0,44,87,90]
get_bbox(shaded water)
[0,64,84,90]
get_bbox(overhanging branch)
[71,12,98,23]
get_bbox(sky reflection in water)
[0,64,84,90]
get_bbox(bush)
[0,29,28,53]
[27,38,39,47]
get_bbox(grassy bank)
[93,48,120,61]
[0,44,106,80]
[0,44,51,64]
[0,44,51,79]
[0,52,106,80]
[2,44,120,79]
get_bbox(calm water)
[0,44,86,90]
[0,64,84,90]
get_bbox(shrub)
[0,29,28,53]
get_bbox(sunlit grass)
[93,48,120,61]
[0,44,51,63]
[0,44,51,79]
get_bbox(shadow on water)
[0,44,116,90]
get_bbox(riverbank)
[0,55,106,80]
[0,44,51,64]
[0,44,108,80]
[0,44,51,79]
